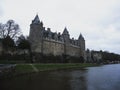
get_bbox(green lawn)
[15,64,34,74]
[15,63,98,74]
[34,63,95,71]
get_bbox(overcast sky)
[0,0,120,54]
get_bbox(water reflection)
[0,64,120,90]
[70,69,87,90]
[0,71,72,90]
[87,64,120,90]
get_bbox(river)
[0,64,120,90]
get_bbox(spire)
[63,27,69,35]
[32,14,40,24]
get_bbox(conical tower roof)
[32,14,40,24]
[62,27,69,35]
[78,33,84,40]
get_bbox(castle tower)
[29,14,44,53]
[78,33,86,59]
[62,27,70,55]
[62,27,70,44]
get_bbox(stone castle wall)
[31,38,81,57]
[43,39,64,56]
[66,45,80,57]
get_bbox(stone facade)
[29,15,86,59]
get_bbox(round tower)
[62,27,70,56]
[78,33,86,60]
[62,27,70,44]
[29,14,44,53]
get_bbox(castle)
[29,15,86,60]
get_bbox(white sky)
[0,0,120,54]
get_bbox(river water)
[0,64,120,90]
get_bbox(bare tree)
[17,35,30,49]
[0,20,22,40]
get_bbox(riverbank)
[0,63,99,79]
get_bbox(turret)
[78,33,86,59]
[62,27,70,56]
[78,33,85,50]
[62,27,70,44]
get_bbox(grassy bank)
[15,63,99,74]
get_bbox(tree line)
[0,20,31,63]
[0,20,30,50]
[92,50,120,63]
